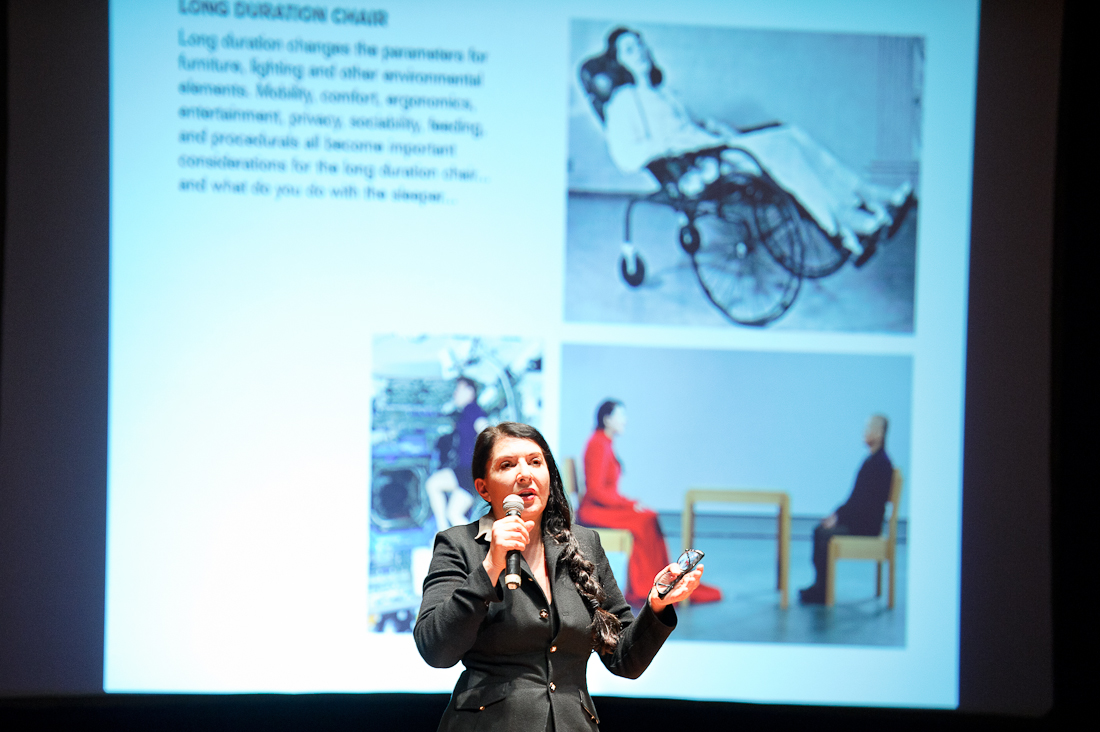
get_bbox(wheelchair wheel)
[729,177,804,276]
[619,252,646,287]
[793,215,849,278]
[726,175,846,279]
[692,182,802,327]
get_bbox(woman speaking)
[414,422,705,731]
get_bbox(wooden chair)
[825,468,904,608]
[561,457,634,555]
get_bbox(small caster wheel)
[679,224,701,254]
[620,252,646,287]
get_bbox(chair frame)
[623,152,808,327]
[577,57,856,328]
[825,468,904,608]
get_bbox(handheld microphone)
[502,494,525,590]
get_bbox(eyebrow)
[495,452,544,463]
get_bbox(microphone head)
[502,495,525,515]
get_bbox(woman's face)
[615,33,651,80]
[603,405,628,437]
[475,436,552,521]
[453,380,475,408]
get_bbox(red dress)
[577,430,721,605]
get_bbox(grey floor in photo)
[564,193,917,332]
[608,513,908,646]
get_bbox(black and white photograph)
[565,21,923,331]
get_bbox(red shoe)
[688,583,723,604]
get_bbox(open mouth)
[516,489,537,501]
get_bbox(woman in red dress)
[577,400,722,606]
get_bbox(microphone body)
[501,495,525,590]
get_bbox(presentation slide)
[106,0,978,706]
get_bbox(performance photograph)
[368,335,543,633]
[559,343,913,646]
[565,20,922,331]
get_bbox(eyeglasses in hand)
[653,549,704,599]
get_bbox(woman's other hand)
[481,514,535,584]
[647,563,704,614]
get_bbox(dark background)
[1,0,1087,729]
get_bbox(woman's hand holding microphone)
[482,513,536,585]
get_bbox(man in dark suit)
[799,414,894,604]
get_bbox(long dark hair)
[472,422,623,654]
[605,27,663,87]
[455,375,479,399]
[579,27,664,123]
[595,399,622,430]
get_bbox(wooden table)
[682,489,791,609]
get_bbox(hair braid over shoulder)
[546,521,623,655]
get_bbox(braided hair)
[472,422,623,655]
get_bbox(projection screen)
[105,0,979,706]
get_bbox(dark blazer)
[414,520,676,731]
[835,448,894,535]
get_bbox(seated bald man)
[799,415,893,605]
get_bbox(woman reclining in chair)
[582,27,915,265]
